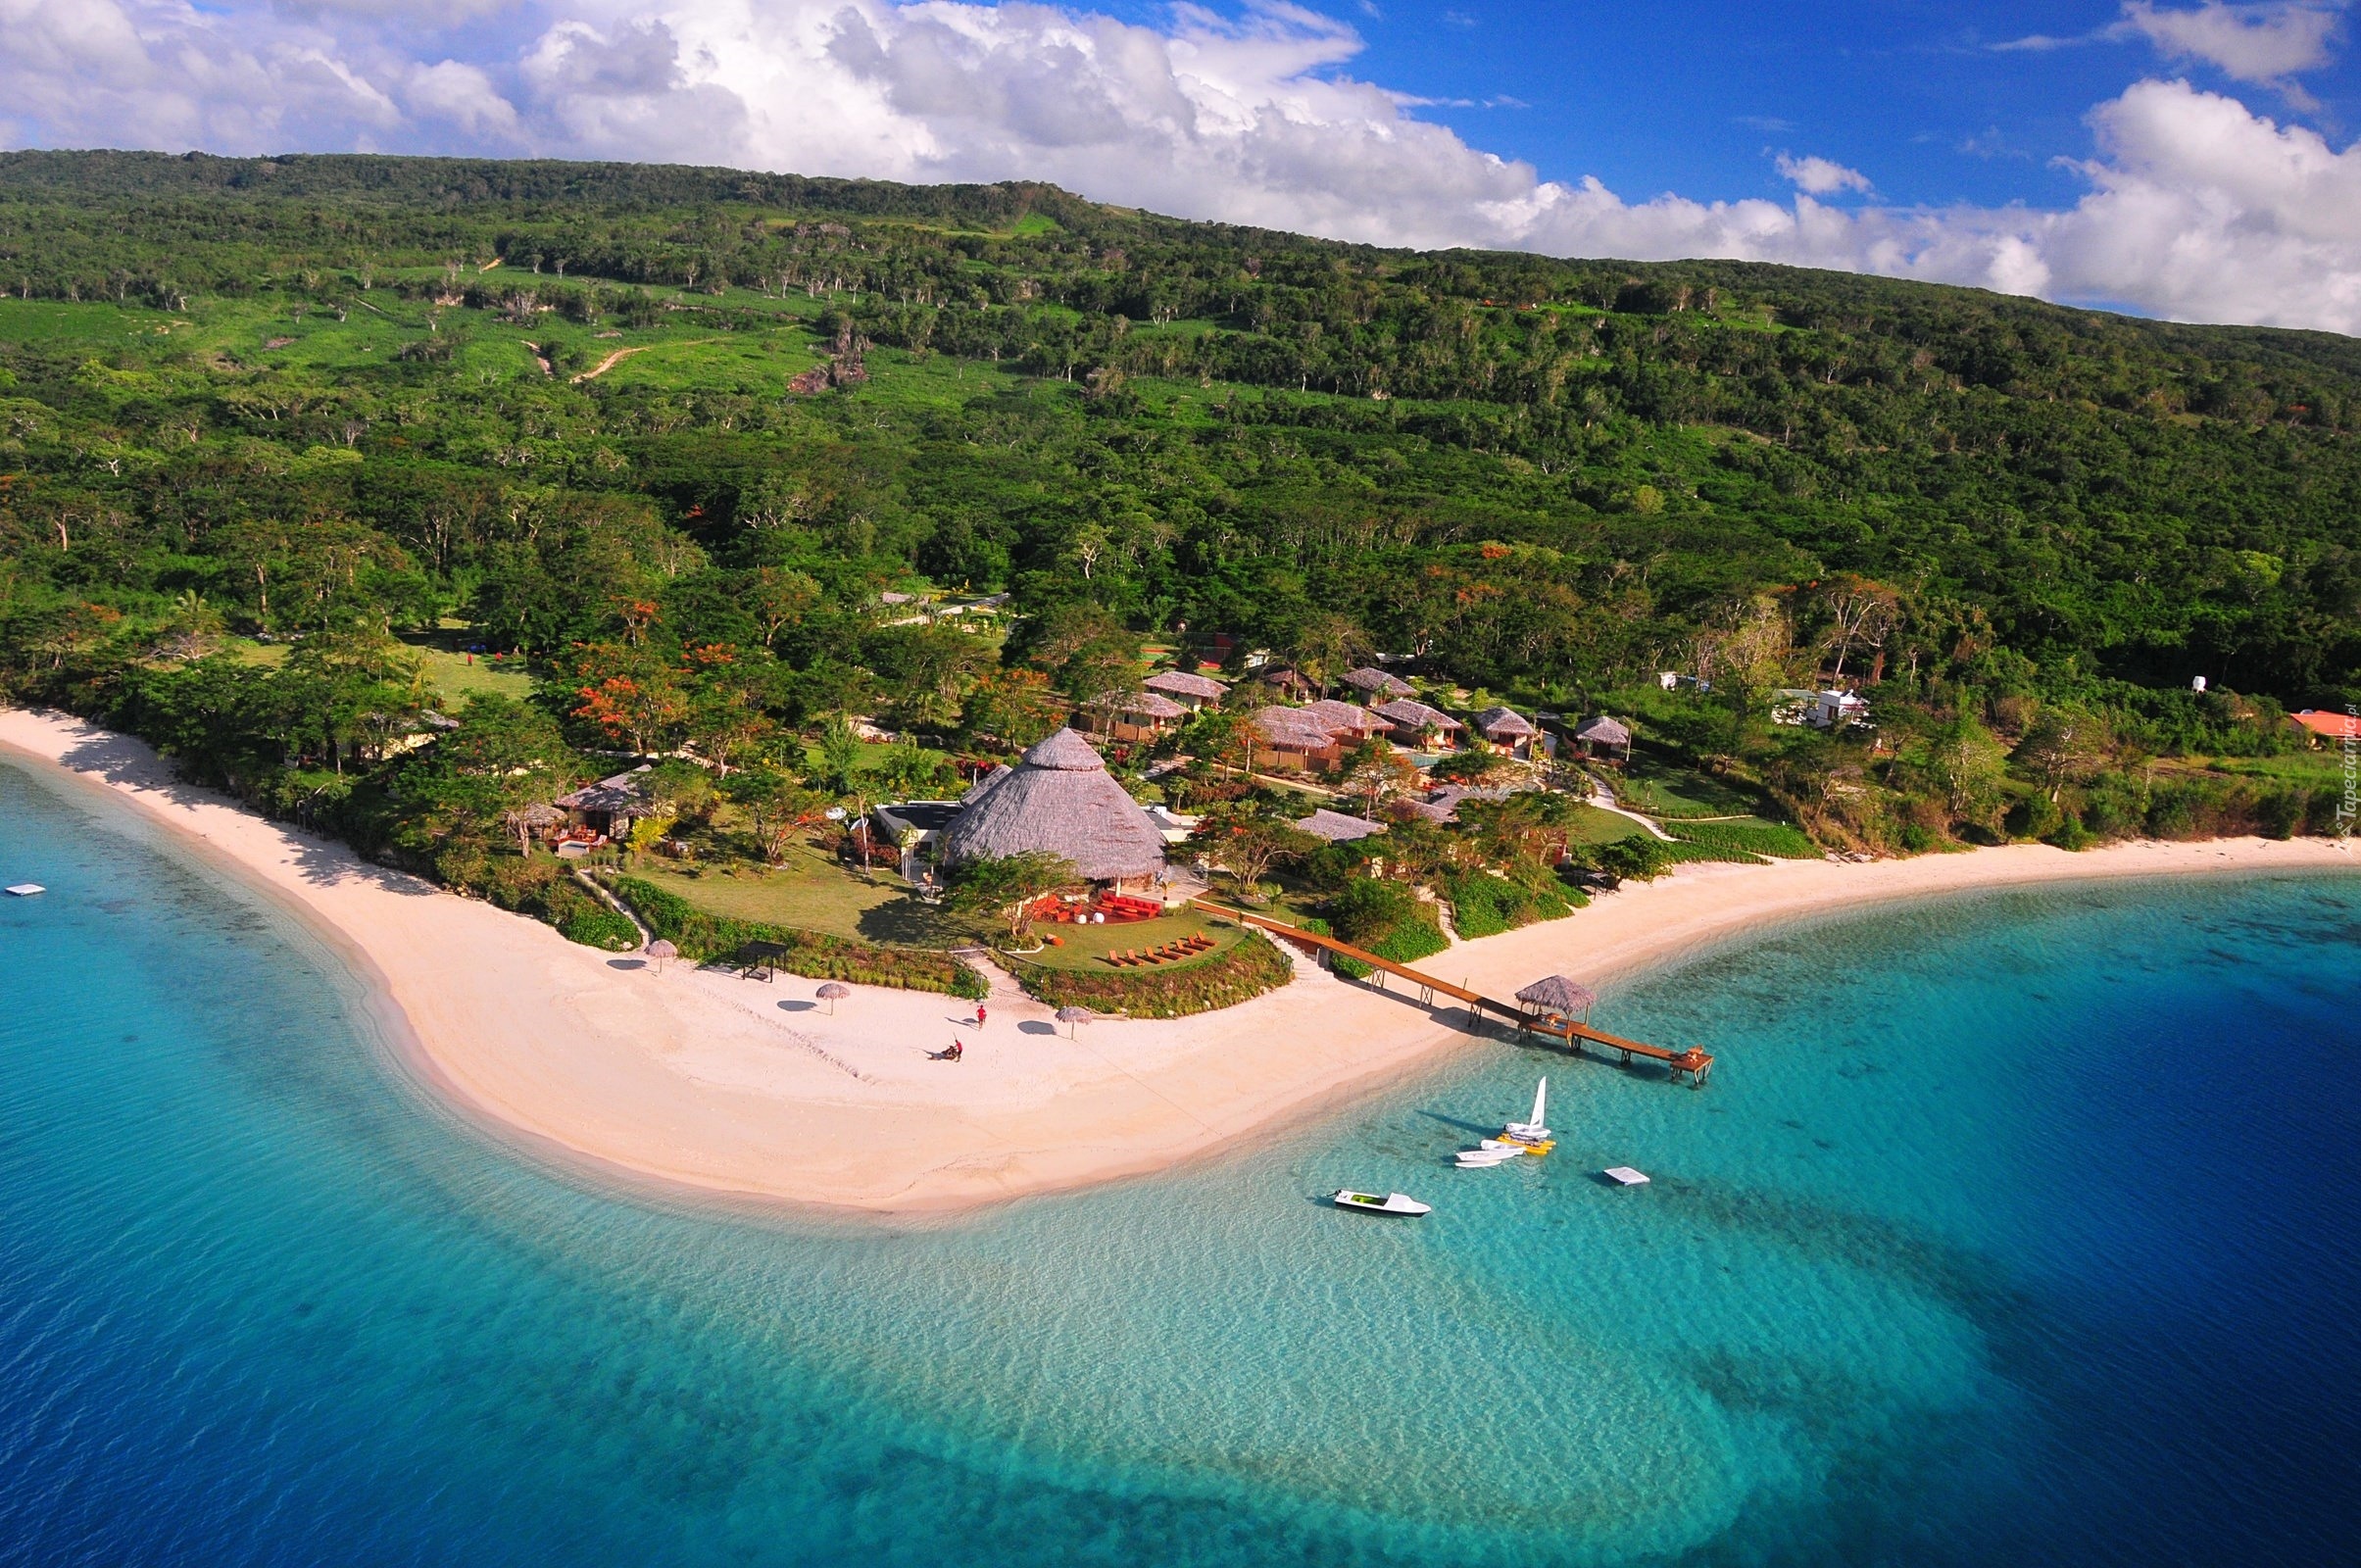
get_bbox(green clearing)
[634,853,986,949]
[1562,804,1653,845]
[1609,750,1773,819]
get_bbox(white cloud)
[1774,152,1873,195]
[1,2,2359,332]
[2115,2,2343,83]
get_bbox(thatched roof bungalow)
[1144,669,1228,709]
[1079,688,1190,743]
[1297,808,1386,843]
[1371,699,1466,749]
[1299,700,1392,740]
[1572,714,1634,759]
[1341,666,1415,701]
[937,728,1165,889]
[1251,706,1346,773]
[555,765,653,837]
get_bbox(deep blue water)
[1,759,2356,1567]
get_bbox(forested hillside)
[0,150,2350,920]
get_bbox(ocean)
[1,758,2354,1567]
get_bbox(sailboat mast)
[1531,1077,1547,1128]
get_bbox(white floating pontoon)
[1601,1166,1650,1187]
[5,883,44,897]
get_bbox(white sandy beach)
[4,707,2350,1214]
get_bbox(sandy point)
[2,707,2351,1216]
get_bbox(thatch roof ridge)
[1021,726,1107,770]
[1298,808,1386,842]
[1097,689,1189,719]
[1574,714,1633,744]
[1474,706,1538,736]
[1372,698,1463,731]
[1145,669,1227,701]
[1341,666,1414,697]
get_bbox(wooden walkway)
[1193,901,1714,1085]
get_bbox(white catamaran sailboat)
[1500,1077,1554,1152]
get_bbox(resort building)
[1369,698,1466,749]
[554,766,653,842]
[2291,709,2358,746]
[1250,706,1347,773]
[1471,707,1542,756]
[1571,714,1634,760]
[1296,808,1386,843]
[1077,689,1191,743]
[1340,666,1415,701]
[1143,669,1228,710]
[1296,700,1393,741]
[1253,667,1320,702]
[936,727,1167,891]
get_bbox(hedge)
[1004,930,1295,1018]
[608,875,988,999]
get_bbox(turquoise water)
[1,758,2356,1566]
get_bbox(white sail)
[1504,1076,1551,1141]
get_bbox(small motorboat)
[1332,1189,1432,1216]
[1453,1147,1524,1167]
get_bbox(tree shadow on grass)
[855,896,984,949]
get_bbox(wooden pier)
[1193,901,1714,1086]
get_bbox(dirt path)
[520,341,553,377]
[572,345,652,382]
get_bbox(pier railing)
[1189,900,1712,1085]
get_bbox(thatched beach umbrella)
[644,938,677,973]
[1515,975,1598,1023]
[1055,1005,1093,1039]
[815,981,852,1015]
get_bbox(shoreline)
[4,707,2351,1216]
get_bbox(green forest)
[0,150,2351,968]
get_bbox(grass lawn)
[1015,911,1245,971]
[634,847,988,948]
[406,644,533,702]
[1563,803,1653,845]
[1609,749,1769,819]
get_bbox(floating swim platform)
[5,883,44,897]
[1601,1166,1650,1187]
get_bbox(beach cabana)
[936,728,1166,891]
[1572,714,1633,760]
[1341,666,1415,701]
[1516,975,1598,1025]
[1144,669,1228,710]
[1370,699,1465,750]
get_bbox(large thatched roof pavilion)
[939,728,1167,888]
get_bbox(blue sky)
[3,2,2359,330]
[1249,0,2358,209]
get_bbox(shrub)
[1441,869,1574,939]
[1008,931,1294,1017]
[561,903,641,952]
[1322,876,1448,978]
[608,874,988,999]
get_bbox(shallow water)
[0,760,2354,1566]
